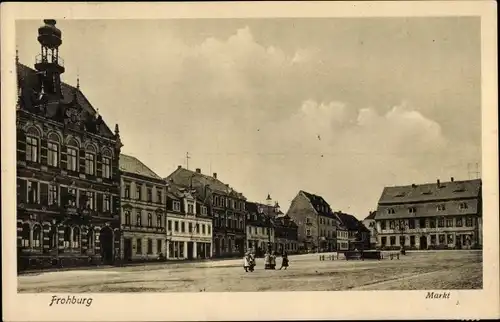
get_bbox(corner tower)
[34,19,65,96]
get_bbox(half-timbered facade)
[16,19,122,270]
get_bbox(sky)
[16,18,482,219]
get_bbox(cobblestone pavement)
[17,250,482,292]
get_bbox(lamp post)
[266,194,272,252]
[399,219,407,255]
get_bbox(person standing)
[279,251,289,270]
[243,252,250,272]
[249,252,256,272]
[270,251,277,269]
[264,251,271,269]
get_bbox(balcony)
[35,53,65,68]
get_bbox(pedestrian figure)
[264,251,271,269]
[243,252,251,272]
[270,251,277,269]
[279,251,289,270]
[248,252,256,272]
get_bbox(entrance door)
[187,242,194,260]
[100,227,114,264]
[214,238,220,257]
[419,236,428,250]
[124,238,132,261]
[455,235,462,249]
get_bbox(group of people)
[243,250,289,272]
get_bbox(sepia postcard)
[1,1,498,321]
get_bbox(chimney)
[196,168,201,173]
[437,179,440,186]
[213,172,217,179]
[451,177,454,182]
[177,165,182,169]
[411,183,417,188]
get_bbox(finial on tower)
[76,75,80,90]
[15,48,19,64]
[114,124,120,136]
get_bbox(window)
[430,219,436,228]
[390,236,396,245]
[456,217,463,227]
[189,223,193,233]
[408,219,415,229]
[136,186,142,200]
[306,217,311,224]
[381,221,386,230]
[147,188,153,202]
[102,157,111,179]
[124,184,130,198]
[389,221,395,229]
[147,239,153,254]
[85,152,95,175]
[430,235,437,245]
[466,217,474,227]
[207,225,211,234]
[72,227,80,248]
[156,190,162,203]
[399,236,405,246]
[67,147,78,171]
[188,204,194,214]
[47,141,59,167]
[202,224,206,234]
[33,225,42,247]
[147,213,152,227]
[168,220,172,231]
[459,202,468,210]
[173,201,180,212]
[49,185,58,206]
[306,229,311,236]
[181,222,185,233]
[21,224,30,247]
[438,218,444,228]
[136,212,142,226]
[67,188,77,206]
[26,135,39,162]
[63,226,71,248]
[447,234,454,244]
[125,211,131,225]
[27,181,39,204]
[419,218,426,228]
[438,234,445,245]
[446,218,453,227]
[196,223,200,234]
[157,214,162,228]
[174,221,179,232]
[157,240,162,254]
[387,208,395,214]
[87,230,94,251]
[201,206,207,215]
[408,207,416,213]
[86,191,95,210]
[437,204,446,211]
[137,239,142,254]
[104,194,110,212]
[410,236,415,246]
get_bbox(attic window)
[394,192,406,197]
[421,191,432,195]
[459,202,468,210]
[408,207,417,213]
[387,208,395,214]
[437,204,446,211]
[453,186,466,192]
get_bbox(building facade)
[273,211,299,255]
[335,212,370,250]
[245,201,275,256]
[16,19,122,270]
[375,178,482,250]
[286,190,338,253]
[362,211,378,248]
[165,184,213,260]
[119,154,167,262]
[166,167,246,258]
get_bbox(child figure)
[264,251,271,269]
[243,252,251,272]
[270,251,277,269]
[248,252,256,272]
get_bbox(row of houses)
[15,20,482,271]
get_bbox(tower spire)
[35,19,64,96]
[76,75,80,90]
[15,48,19,64]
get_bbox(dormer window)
[173,201,181,212]
[201,206,207,215]
[459,202,468,210]
[408,207,417,214]
[437,204,446,211]
[187,203,194,214]
[387,208,395,214]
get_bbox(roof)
[364,211,377,220]
[119,154,163,180]
[375,199,480,220]
[17,63,114,138]
[299,190,335,218]
[166,167,245,199]
[378,179,481,205]
[335,212,363,231]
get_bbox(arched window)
[26,127,40,163]
[85,145,96,175]
[156,214,162,228]
[124,211,131,225]
[21,223,30,247]
[87,229,94,251]
[67,138,79,171]
[72,227,80,249]
[148,213,152,227]
[102,149,112,179]
[136,211,142,226]
[47,133,60,167]
[33,225,42,248]
[49,225,57,249]
[63,226,71,248]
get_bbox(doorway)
[100,226,114,264]
[419,236,428,250]
[124,238,132,261]
[187,242,194,260]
